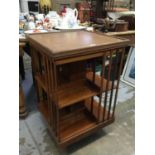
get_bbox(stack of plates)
[24,29,48,34]
[54,26,86,31]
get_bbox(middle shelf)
[35,72,116,110]
[57,80,100,109]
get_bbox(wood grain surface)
[28,31,130,59]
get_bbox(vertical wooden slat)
[49,60,54,93]
[42,55,47,87]
[48,59,54,131]
[48,59,54,128]
[49,59,56,134]
[31,49,41,103]
[103,52,113,121]
[53,63,60,141]
[91,59,96,113]
[52,63,57,135]
[38,52,42,76]
[31,48,40,85]
[112,48,125,117]
[42,55,47,99]
[107,50,116,119]
[45,57,52,126]
[92,59,96,82]
[98,55,106,122]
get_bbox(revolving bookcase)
[28,31,129,148]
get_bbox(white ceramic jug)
[60,8,78,28]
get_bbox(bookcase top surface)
[28,30,129,58]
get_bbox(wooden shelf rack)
[28,31,130,147]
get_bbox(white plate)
[55,26,86,30]
[24,29,48,34]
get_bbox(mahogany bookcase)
[28,31,129,148]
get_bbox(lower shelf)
[59,108,96,142]
[85,98,113,122]
[38,99,114,147]
[59,98,113,144]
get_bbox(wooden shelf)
[57,80,99,109]
[85,98,112,122]
[59,98,113,143]
[86,71,117,91]
[59,108,96,142]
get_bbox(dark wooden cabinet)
[28,31,130,148]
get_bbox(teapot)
[24,15,35,30]
[60,8,78,28]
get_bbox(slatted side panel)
[112,48,125,117]
[100,48,125,123]
[85,48,125,123]
[30,48,59,140]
